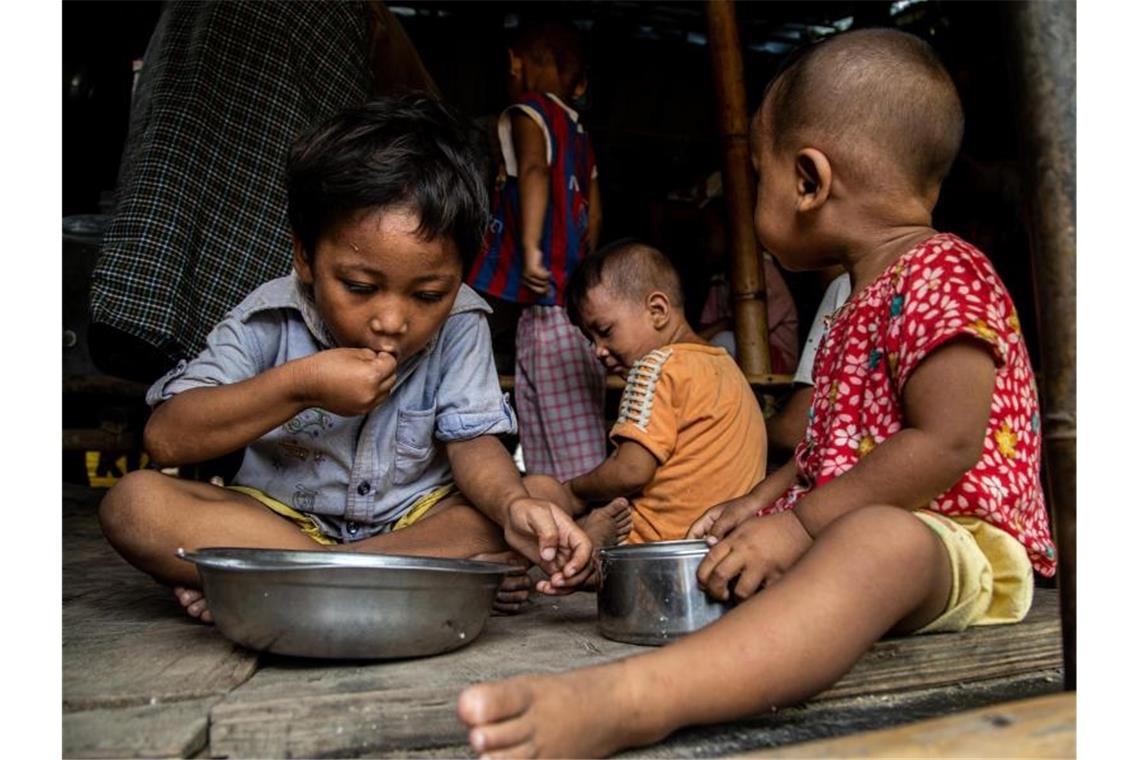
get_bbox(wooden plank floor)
[741,692,1075,758]
[63,484,1064,758]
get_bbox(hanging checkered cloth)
[90,1,376,363]
[514,306,608,480]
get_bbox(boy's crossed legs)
[99,470,631,621]
[458,504,952,758]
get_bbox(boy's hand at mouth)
[297,348,398,416]
[696,511,813,602]
[503,496,594,594]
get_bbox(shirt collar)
[544,92,580,123]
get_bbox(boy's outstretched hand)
[503,496,594,594]
[696,511,813,602]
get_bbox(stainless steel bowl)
[178,547,509,659]
[597,540,730,646]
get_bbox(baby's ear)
[647,291,671,328]
[795,148,832,212]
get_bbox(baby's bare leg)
[458,505,953,758]
[99,470,324,589]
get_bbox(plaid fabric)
[90,1,376,363]
[514,305,607,480]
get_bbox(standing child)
[98,96,615,621]
[525,241,768,545]
[457,29,1056,757]
[467,19,607,481]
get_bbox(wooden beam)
[1006,0,1076,692]
[705,0,772,376]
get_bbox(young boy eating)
[457,29,1055,757]
[98,96,619,620]
[525,241,767,545]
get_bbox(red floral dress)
[764,233,1057,576]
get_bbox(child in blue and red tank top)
[467,19,606,482]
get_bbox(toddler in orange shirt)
[524,240,768,545]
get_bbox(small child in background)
[695,196,800,374]
[466,18,607,482]
[98,96,610,621]
[524,241,768,545]
[458,29,1055,757]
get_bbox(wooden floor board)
[62,485,1065,758]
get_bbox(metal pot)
[597,540,730,646]
[178,547,509,659]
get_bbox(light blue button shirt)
[147,274,517,542]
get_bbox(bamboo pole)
[1006,1,1076,691]
[705,0,771,377]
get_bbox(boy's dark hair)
[762,28,963,194]
[511,18,586,91]
[287,94,490,267]
[567,240,685,328]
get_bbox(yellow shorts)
[228,483,458,546]
[913,510,1035,634]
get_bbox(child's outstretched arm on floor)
[698,337,996,601]
[145,348,397,466]
[447,435,593,590]
[567,438,657,507]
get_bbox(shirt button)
[357,481,371,495]
[347,521,359,536]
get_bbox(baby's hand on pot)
[696,511,813,602]
[687,493,760,543]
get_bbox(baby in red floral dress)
[456,28,1056,758]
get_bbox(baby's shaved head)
[567,241,683,327]
[760,28,963,195]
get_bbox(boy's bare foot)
[580,497,633,549]
[458,660,666,758]
[173,586,213,623]
[473,550,534,615]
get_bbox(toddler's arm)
[695,339,994,601]
[447,435,593,589]
[511,111,553,295]
[567,439,657,507]
[791,338,994,537]
[687,457,798,540]
[145,348,396,466]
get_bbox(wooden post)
[705,0,771,377]
[1006,1,1076,690]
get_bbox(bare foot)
[173,586,213,623]
[579,497,633,549]
[473,550,534,615]
[457,660,667,758]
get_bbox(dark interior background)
[62,0,1040,380]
